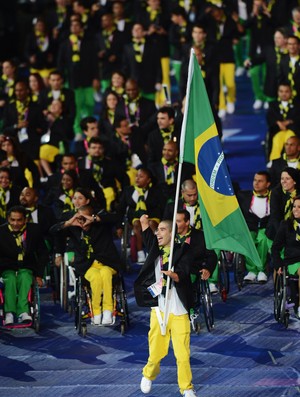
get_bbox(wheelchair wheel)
[274,267,289,326]
[114,274,129,334]
[233,253,245,291]
[274,272,284,322]
[200,279,214,332]
[218,251,230,301]
[51,264,60,304]
[75,276,90,336]
[119,276,130,330]
[32,283,40,333]
[75,276,83,334]
[121,217,131,272]
[60,254,68,312]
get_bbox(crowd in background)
[0,0,300,310]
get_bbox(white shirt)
[51,90,61,100]
[132,189,148,203]
[185,206,196,227]
[153,257,187,315]
[250,196,270,219]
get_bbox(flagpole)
[159,49,195,336]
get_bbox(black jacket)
[188,228,217,276]
[77,155,129,190]
[39,87,76,125]
[116,184,163,227]
[57,35,99,89]
[122,38,162,94]
[272,219,300,269]
[237,190,270,232]
[278,54,300,101]
[95,29,124,79]
[50,220,121,276]
[0,223,48,277]
[43,169,106,214]
[0,184,23,225]
[115,96,157,136]
[3,100,47,160]
[147,125,181,167]
[134,227,194,313]
[268,158,290,188]
[266,185,300,240]
[266,99,300,138]
[27,204,56,243]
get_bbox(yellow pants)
[143,309,193,394]
[219,63,236,110]
[24,168,33,187]
[40,144,59,162]
[269,129,296,161]
[103,186,116,212]
[155,57,171,108]
[84,260,116,316]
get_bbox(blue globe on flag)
[197,136,234,197]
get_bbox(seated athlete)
[0,205,48,325]
[175,209,217,280]
[50,204,121,325]
[272,195,300,319]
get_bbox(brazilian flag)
[179,52,261,266]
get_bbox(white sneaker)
[253,99,263,110]
[5,312,14,325]
[101,310,113,325]
[297,306,300,318]
[243,271,257,282]
[257,271,268,283]
[18,312,32,323]
[235,66,245,77]
[182,389,197,397]
[218,109,226,119]
[226,102,235,114]
[137,250,146,263]
[209,283,218,294]
[263,102,269,110]
[140,376,152,394]
[92,314,101,325]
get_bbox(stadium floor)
[1,74,299,397]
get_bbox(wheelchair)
[274,266,299,328]
[59,252,76,313]
[60,253,129,336]
[232,252,246,291]
[0,277,40,332]
[120,208,137,272]
[190,276,214,333]
[74,272,129,337]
